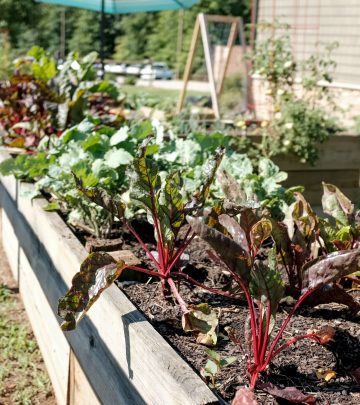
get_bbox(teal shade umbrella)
[38,0,198,13]
[38,0,198,73]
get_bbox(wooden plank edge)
[5,180,219,405]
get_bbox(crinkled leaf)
[127,138,161,211]
[110,126,129,146]
[74,174,125,219]
[0,158,18,176]
[292,193,317,238]
[185,146,225,212]
[131,121,153,140]
[301,249,360,293]
[314,325,336,345]
[104,148,133,168]
[231,387,258,405]
[187,216,251,283]
[250,219,272,251]
[58,253,126,331]
[87,80,119,99]
[80,133,101,151]
[182,303,219,346]
[217,169,247,203]
[219,214,249,253]
[322,183,354,226]
[160,172,186,243]
[258,383,316,404]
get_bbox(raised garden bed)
[0,149,219,405]
[1,147,360,404]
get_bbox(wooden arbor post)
[176,13,247,120]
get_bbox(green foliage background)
[0,0,251,75]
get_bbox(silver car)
[140,63,173,80]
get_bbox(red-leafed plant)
[187,206,359,391]
[217,169,360,315]
[0,74,62,149]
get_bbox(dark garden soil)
[82,223,360,405]
[0,240,56,405]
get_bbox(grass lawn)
[121,84,209,101]
[0,245,55,405]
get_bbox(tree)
[113,13,157,62]
[0,0,39,47]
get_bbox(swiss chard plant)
[0,54,62,149]
[272,183,360,313]
[187,202,360,392]
[58,138,225,345]
[0,47,122,150]
[217,169,360,314]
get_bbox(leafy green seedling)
[201,349,237,387]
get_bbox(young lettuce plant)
[58,138,224,345]
[187,207,359,392]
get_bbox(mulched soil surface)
[0,240,56,405]
[85,225,360,404]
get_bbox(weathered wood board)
[0,150,219,405]
[19,249,70,405]
[248,134,360,205]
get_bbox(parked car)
[140,63,174,80]
[125,64,144,76]
[104,63,128,75]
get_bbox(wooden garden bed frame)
[0,150,219,405]
[245,134,360,205]
[0,132,358,403]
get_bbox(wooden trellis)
[176,13,247,119]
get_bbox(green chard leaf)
[250,219,272,252]
[127,137,161,211]
[159,172,186,243]
[249,248,284,333]
[58,253,126,331]
[292,192,318,238]
[322,183,354,226]
[185,146,225,212]
[74,174,125,219]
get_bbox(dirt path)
[0,240,56,405]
